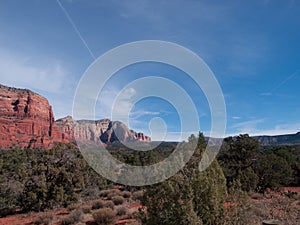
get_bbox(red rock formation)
[0,84,151,149]
[55,116,151,144]
[0,84,65,149]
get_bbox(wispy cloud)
[96,86,136,120]
[228,119,265,135]
[0,48,69,94]
[228,119,300,136]
[130,110,161,119]
[115,0,162,21]
[96,85,164,125]
[261,69,300,96]
[231,119,265,129]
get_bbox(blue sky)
[0,0,299,141]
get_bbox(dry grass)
[250,193,300,224]
[8,187,300,225]
[224,191,300,225]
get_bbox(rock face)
[0,84,64,149]
[0,84,150,149]
[55,116,151,144]
[254,132,300,146]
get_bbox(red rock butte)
[0,84,150,149]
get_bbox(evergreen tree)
[254,154,293,190]
[218,134,260,191]
[142,132,226,225]
[142,173,202,225]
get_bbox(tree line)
[0,134,299,223]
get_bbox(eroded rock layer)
[0,84,150,149]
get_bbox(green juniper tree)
[218,134,259,192]
[142,132,226,225]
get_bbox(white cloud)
[226,119,264,136]
[227,120,300,137]
[0,47,76,120]
[231,119,265,130]
[96,86,135,120]
[96,86,163,122]
[130,110,166,120]
[0,48,68,93]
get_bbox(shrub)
[116,206,128,216]
[69,209,83,221]
[255,154,293,190]
[284,190,298,198]
[0,145,109,214]
[0,206,16,217]
[249,192,264,200]
[92,208,116,225]
[60,209,83,225]
[112,196,125,205]
[67,203,80,211]
[81,204,91,213]
[132,191,143,201]
[142,173,202,225]
[99,190,112,198]
[127,221,142,225]
[107,190,121,200]
[60,216,75,225]
[92,200,105,210]
[223,181,252,225]
[122,191,132,198]
[104,200,114,209]
[74,223,85,225]
[33,212,53,225]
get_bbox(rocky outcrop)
[0,84,65,149]
[55,116,151,144]
[0,84,150,149]
[253,132,300,146]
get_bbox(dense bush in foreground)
[218,135,300,192]
[141,133,227,225]
[0,143,108,216]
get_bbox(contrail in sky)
[56,0,96,59]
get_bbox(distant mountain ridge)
[205,133,300,146]
[253,132,300,146]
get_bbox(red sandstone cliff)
[0,84,150,149]
[0,84,65,149]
